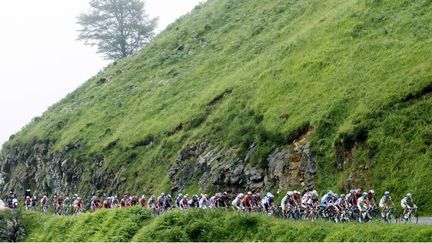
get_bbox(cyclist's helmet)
[369,190,375,195]
[407,193,412,198]
[362,192,368,197]
[384,191,390,196]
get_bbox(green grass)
[21,207,152,242]
[1,0,432,213]
[20,208,432,242]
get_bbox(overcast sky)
[0,0,203,147]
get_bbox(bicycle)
[41,204,48,215]
[403,206,418,224]
[381,207,394,223]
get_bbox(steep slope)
[1,0,432,211]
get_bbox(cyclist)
[64,197,71,214]
[156,193,166,209]
[218,192,229,208]
[189,195,199,208]
[24,196,32,211]
[112,196,120,208]
[334,193,349,220]
[148,195,156,209]
[103,197,112,209]
[242,192,253,211]
[301,191,310,208]
[55,195,64,215]
[91,195,101,211]
[138,195,146,207]
[232,193,244,210]
[357,192,369,222]
[282,191,295,217]
[251,192,262,210]
[322,191,338,218]
[31,196,37,211]
[73,197,83,215]
[7,191,14,208]
[175,194,183,208]
[401,193,417,222]
[379,191,394,220]
[209,194,217,208]
[180,195,189,209]
[130,195,138,206]
[321,191,334,208]
[120,195,129,208]
[281,191,291,214]
[292,191,302,208]
[261,192,275,214]
[366,190,377,207]
[199,194,209,209]
[164,194,173,210]
[40,195,49,214]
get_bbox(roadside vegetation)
[20,208,432,242]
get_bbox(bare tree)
[77,0,158,60]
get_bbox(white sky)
[0,0,203,147]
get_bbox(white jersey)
[379,196,391,208]
[232,196,243,209]
[281,195,288,210]
[199,197,209,209]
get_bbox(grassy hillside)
[1,0,432,211]
[21,208,432,242]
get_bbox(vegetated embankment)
[20,208,432,242]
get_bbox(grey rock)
[0,210,25,242]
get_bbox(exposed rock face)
[168,135,317,193]
[0,140,116,196]
[0,210,25,242]
[0,132,317,196]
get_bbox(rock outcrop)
[0,140,116,196]
[168,130,317,193]
[0,210,25,242]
